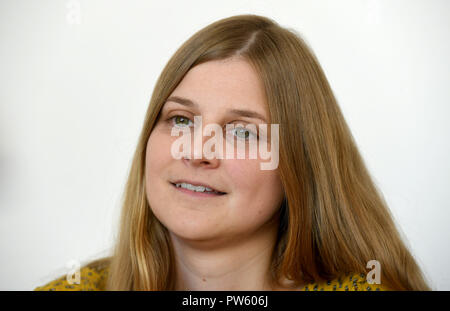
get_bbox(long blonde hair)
[88,14,431,290]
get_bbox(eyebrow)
[165,96,268,123]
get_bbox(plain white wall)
[1,0,449,290]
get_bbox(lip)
[170,179,226,194]
[170,182,227,198]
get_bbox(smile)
[170,182,226,198]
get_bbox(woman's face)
[145,57,284,245]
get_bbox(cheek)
[227,159,281,190]
[145,131,173,175]
[226,159,284,214]
[145,131,175,214]
[226,160,252,188]
[145,131,173,219]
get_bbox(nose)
[183,155,220,168]
[182,123,221,169]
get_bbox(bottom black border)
[1,291,448,309]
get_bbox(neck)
[170,218,281,291]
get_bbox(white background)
[1,0,449,290]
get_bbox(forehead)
[168,58,269,118]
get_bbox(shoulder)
[300,273,391,291]
[34,265,109,291]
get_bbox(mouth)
[169,181,227,197]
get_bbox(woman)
[35,14,431,291]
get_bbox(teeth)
[175,182,220,194]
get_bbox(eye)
[167,116,258,141]
[231,127,258,140]
[169,115,193,128]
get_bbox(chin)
[166,222,222,242]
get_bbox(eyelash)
[166,115,259,140]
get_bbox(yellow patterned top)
[34,266,109,291]
[34,266,390,291]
